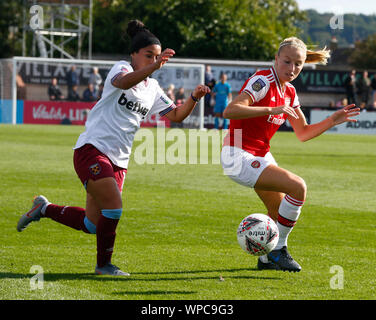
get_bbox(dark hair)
[126,20,161,54]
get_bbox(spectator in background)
[359,102,367,112]
[212,73,232,129]
[67,85,81,101]
[357,70,371,108]
[66,65,79,97]
[328,100,336,109]
[88,67,103,92]
[97,83,104,100]
[370,73,376,109]
[175,87,186,107]
[82,83,98,102]
[48,77,64,101]
[173,87,186,128]
[329,36,338,53]
[16,75,27,100]
[205,65,215,85]
[166,84,175,102]
[336,98,348,109]
[204,65,216,109]
[344,69,358,106]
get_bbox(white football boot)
[17,195,49,232]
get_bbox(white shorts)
[220,146,277,188]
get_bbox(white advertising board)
[210,66,256,92]
[310,110,376,135]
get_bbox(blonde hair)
[278,37,331,65]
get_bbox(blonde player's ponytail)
[305,48,331,65]
[278,37,331,65]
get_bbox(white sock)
[40,202,50,216]
[275,195,304,250]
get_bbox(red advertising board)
[23,100,95,125]
[23,100,171,127]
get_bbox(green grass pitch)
[0,124,375,300]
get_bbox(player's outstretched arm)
[164,85,210,123]
[289,104,360,142]
[223,92,299,120]
[113,48,175,90]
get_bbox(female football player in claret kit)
[221,37,360,272]
[17,20,210,276]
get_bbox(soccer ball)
[237,213,279,256]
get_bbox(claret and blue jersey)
[74,60,175,169]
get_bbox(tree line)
[1,0,375,68]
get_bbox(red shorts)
[73,144,127,192]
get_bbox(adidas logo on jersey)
[118,93,149,116]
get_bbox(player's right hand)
[273,105,299,119]
[154,48,175,70]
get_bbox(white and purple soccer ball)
[237,213,279,256]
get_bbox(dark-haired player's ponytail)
[126,19,146,38]
[126,19,161,54]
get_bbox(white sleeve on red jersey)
[242,75,270,103]
[292,94,301,109]
[286,84,301,109]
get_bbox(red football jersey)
[223,66,300,156]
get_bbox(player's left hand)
[155,48,175,69]
[330,104,360,125]
[192,85,211,100]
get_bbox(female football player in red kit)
[221,37,360,272]
[17,20,210,276]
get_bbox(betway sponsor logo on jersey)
[118,93,149,116]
